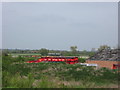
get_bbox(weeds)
[2,55,119,88]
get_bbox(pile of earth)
[89,49,120,61]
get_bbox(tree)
[98,45,111,51]
[70,46,78,55]
[39,48,49,56]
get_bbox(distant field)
[9,53,41,55]
[9,53,41,57]
[9,53,89,58]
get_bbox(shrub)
[78,58,86,63]
[2,55,119,88]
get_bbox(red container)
[26,57,78,64]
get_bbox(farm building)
[86,48,120,69]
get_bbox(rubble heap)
[89,49,120,61]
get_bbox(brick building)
[86,60,120,69]
[86,49,120,69]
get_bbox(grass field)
[9,53,41,57]
[2,55,119,88]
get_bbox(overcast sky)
[2,2,118,51]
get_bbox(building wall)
[86,60,120,69]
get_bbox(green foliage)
[3,72,35,88]
[3,48,96,57]
[70,46,78,55]
[17,56,24,61]
[37,76,54,88]
[88,52,95,57]
[39,48,49,56]
[2,55,118,88]
[78,58,86,63]
[96,68,118,82]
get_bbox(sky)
[2,2,118,51]
[0,3,2,49]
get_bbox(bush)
[2,55,118,88]
[78,58,86,63]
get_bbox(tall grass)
[2,55,119,88]
[3,72,35,88]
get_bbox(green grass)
[0,55,2,89]
[2,55,119,88]
[78,57,86,63]
[10,53,41,55]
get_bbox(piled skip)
[89,49,120,61]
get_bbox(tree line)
[2,45,114,57]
